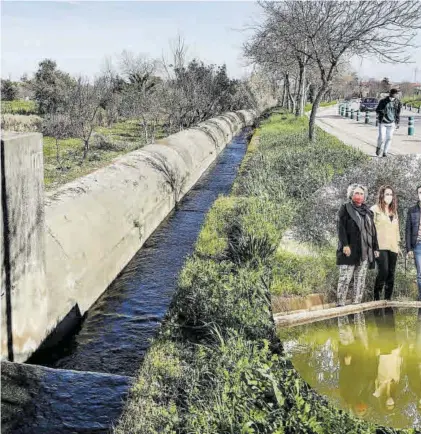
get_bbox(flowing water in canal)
[1,128,250,433]
[278,307,421,430]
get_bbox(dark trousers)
[374,250,398,300]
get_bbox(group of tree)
[5,38,276,160]
[244,0,421,140]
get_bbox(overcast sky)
[2,1,421,83]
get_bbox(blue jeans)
[414,243,421,300]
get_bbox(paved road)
[315,105,420,156]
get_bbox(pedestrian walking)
[336,184,379,306]
[375,89,402,157]
[405,184,421,301]
[371,185,401,301]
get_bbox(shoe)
[383,153,387,157]
[375,147,381,156]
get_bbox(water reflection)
[279,308,421,429]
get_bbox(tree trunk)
[281,80,286,108]
[309,84,315,103]
[309,83,329,142]
[280,80,286,107]
[295,62,306,117]
[293,76,299,114]
[304,83,311,110]
[83,139,89,159]
[55,138,60,165]
[285,73,295,113]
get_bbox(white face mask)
[390,97,395,101]
[384,195,393,205]
[418,192,421,202]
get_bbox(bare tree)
[161,33,189,80]
[66,74,116,158]
[258,0,421,141]
[43,113,71,167]
[118,51,162,144]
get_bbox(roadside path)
[315,105,420,156]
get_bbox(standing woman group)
[336,183,421,306]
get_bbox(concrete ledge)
[274,300,421,327]
[271,293,332,315]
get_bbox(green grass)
[43,119,167,190]
[305,100,338,113]
[0,105,167,189]
[114,108,414,434]
[401,96,421,109]
[43,136,127,189]
[1,100,38,115]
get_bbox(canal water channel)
[1,127,251,433]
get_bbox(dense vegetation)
[114,109,418,434]
[1,58,275,189]
[402,96,421,109]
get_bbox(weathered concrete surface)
[272,293,334,315]
[274,300,421,327]
[1,360,133,433]
[315,105,421,156]
[1,132,48,363]
[39,110,258,361]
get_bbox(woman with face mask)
[406,185,421,301]
[336,184,379,306]
[370,185,401,301]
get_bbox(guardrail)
[337,103,415,135]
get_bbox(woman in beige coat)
[370,185,401,300]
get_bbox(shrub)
[184,333,286,434]
[227,221,277,268]
[270,247,337,298]
[1,114,42,132]
[173,257,273,341]
[114,341,189,434]
[195,196,239,258]
[91,132,128,151]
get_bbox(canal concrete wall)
[1,132,48,363]
[1,109,259,362]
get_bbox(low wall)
[1,109,259,362]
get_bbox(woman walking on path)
[406,185,421,301]
[336,184,379,306]
[371,185,401,301]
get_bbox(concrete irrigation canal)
[1,126,252,433]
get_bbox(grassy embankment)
[114,109,417,434]
[1,100,165,190]
[304,100,338,112]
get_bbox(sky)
[1,1,421,83]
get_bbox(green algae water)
[278,307,421,430]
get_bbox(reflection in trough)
[279,307,421,429]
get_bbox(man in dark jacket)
[375,89,402,157]
[406,185,421,300]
